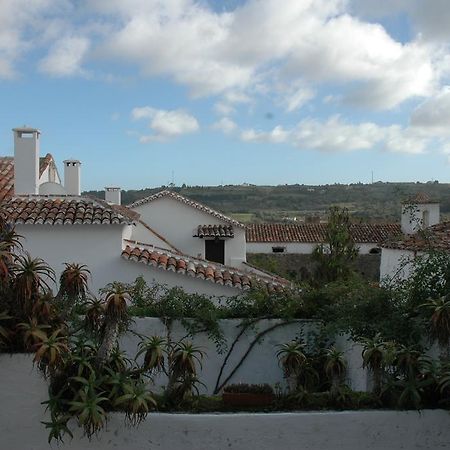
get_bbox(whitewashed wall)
[379,248,417,282]
[131,196,247,267]
[121,318,369,394]
[246,242,379,255]
[16,223,240,298]
[401,203,440,234]
[1,356,450,450]
[129,220,179,251]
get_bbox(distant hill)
[84,181,450,224]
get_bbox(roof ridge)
[129,190,245,228]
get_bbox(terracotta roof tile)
[402,192,439,204]
[129,190,245,228]
[194,224,234,238]
[383,221,450,252]
[121,243,288,292]
[246,223,401,244]
[1,196,134,226]
[0,154,58,201]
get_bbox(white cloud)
[240,116,428,154]
[410,88,450,135]
[212,117,237,134]
[89,0,436,109]
[0,0,71,78]
[39,36,90,76]
[132,106,199,142]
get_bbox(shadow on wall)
[247,254,381,283]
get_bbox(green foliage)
[223,383,274,394]
[312,207,358,283]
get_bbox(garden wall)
[247,253,381,282]
[1,354,449,450]
[121,318,369,394]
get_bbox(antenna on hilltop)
[371,170,374,184]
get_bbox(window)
[205,239,225,264]
[272,246,286,253]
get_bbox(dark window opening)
[205,239,225,264]
[272,246,286,253]
[369,247,381,254]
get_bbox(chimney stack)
[63,159,81,195]
[13,127,40,195]
[105,187,121,205]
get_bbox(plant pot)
[222,392,274,407]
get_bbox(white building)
[246,223,401,255]
[0,127,286,297]
[380,193,442,282]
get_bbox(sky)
[1,0,450,190]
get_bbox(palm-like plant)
[170,341,204,380]
[69,381,109,439]
[115,381,156,425]
[95,283,130,368]
[17,318,50,350]
[276,340,307,391]
[324,347,347,394]
[59,263,91,302]
[34,329,69,375]
[421,296,450,360]
[361,333,386,395]
[136,335,166,374]
[14,253,55,315]
[32,293,56,323]
[0,310,12,346]
[83,295,105,332]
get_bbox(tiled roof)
[121,243,287,292]
[383,222,450,252]
[0,154,57,201]
[194,224,234,238]
[402,192,438,204]
[246,223,402,244]
[129,190,245,228]
[1,196,134,225]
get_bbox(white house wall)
[15,224,240,298]
[130,221,177,250]
[247,242,380,255]
[131,197,246,267]
[39,164,61,185]
[380,248,416,283]
[246,242,318,254]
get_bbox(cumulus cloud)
[88,0,436,109]
[239,116,428,154]
[39,36,90,76]
[132,106,199,142]
[410,88,450,135]
[212,117,237,134]
[0,0,71,78]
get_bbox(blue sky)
[1,0,450,190]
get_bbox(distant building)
[246,223,401,255]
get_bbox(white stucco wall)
[246,242,318,254]
[246,242,380,255]
[379,248,417,283]
[15,223,241,298]
[16,223,131,294]
[1,354,450,450]
[39,163,61,185]
[129,220,178,251]
[401,203,440,234]
[131,197,246,267]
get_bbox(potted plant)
[222,383,274,407]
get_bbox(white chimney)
[105,186,121,205]
[63,159,81,195]
[13,127,40,195]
